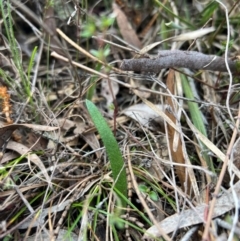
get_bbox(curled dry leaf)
[6,141,52,188]
[143,180,240,239]
[139,27,215,55]
[173,27,215,41]
[123,103,164,130]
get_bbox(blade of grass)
[27,46,38,82]
[86,99,127,207]
[154,0,195,29]
[199,1,219,26]
[181,74,215,173]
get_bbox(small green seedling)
[138,184,159,202]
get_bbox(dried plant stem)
[120,50,240,73]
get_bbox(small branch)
[120,50,240,73]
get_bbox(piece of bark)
[120,50,240,73]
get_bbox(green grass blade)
[199,1,219,26]
[181,74,215,172]
[27,46,38,81]
[86,99,127,207]
[154,0,195,29]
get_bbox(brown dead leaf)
[112,3,142,49]
[1,152,18,164]
[26,133,48,151]
[0,124,59,151]
[165,69,191,193]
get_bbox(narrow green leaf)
[27,46,38,81]
[199,2,219,26]
[181,74,215,172]
[86,99,127,207]
[154,0,195,29]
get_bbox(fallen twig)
[120,50,240,73]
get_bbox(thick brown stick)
[120,50,239,73]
